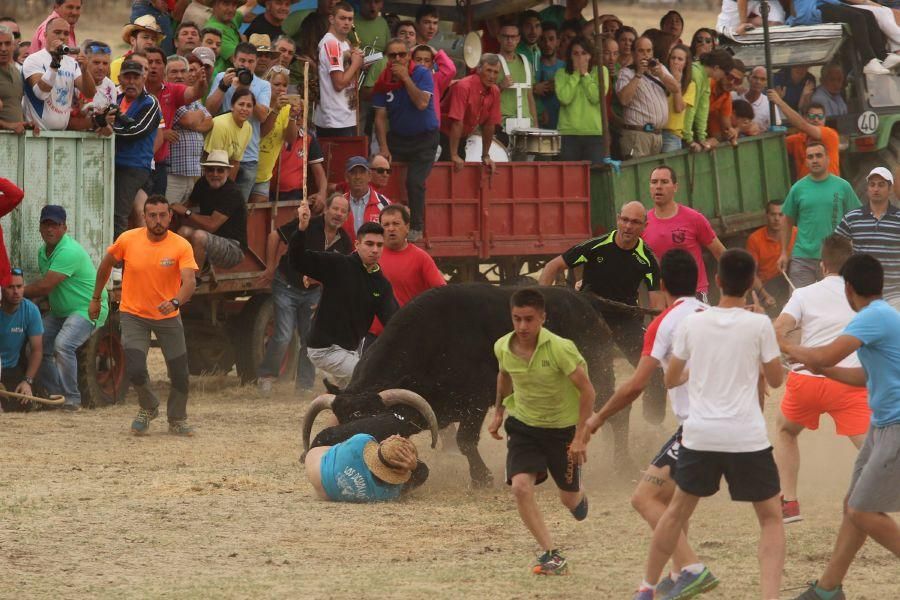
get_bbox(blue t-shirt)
[537,58,565,129]
[372,65,438,136]
[319,433,403,502]
[843,299,900,427]
[210,73,272,162]
[0,299,44,369]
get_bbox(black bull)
[303,284,661,485]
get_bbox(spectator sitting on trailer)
[732,98,761,137]
[110,15,164,85]
[170,149,248,273]
[341,156,391,243]
[334,154,392,196]
[810,63,848,118]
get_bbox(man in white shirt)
[734,66,780,131]
[22,16,96,131]
[586,249,718,599]
[632,248,785,600]
[773,234,870,525]
[315,1,363,138]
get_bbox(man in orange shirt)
[747,199,797,314]
[768,90,839,179]
[90,195,199,436]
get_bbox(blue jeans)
[386,129,439,231]
[661,131,684,153]
[235,160,259,202]
[38,314,95,408]
[257,273,321,388]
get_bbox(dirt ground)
[1,352,895,600]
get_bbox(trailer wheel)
[186,334,235,376]
[233,295,298,385]
[78,314,127,408]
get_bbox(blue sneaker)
[131,406,159,435]
[632,587,655,600]
[656,575,677,597]
[663,566,720,599]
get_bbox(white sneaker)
[864,58,891,75]
[883,53,900,70]
[257,377,274,397]
[111,267,123,283]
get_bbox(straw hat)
[121,15,164,45]
[362,437,417,485]
[249,33,279,55]
[200,149,231,168]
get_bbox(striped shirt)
[616,65,670,129]
[169,101,210,177]
[835,203,900,304]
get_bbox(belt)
[623,123,661,134]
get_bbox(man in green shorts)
[488,288,595,576]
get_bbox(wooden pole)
[761,1,776,128]
[302,60,310,206]
[591,0,611,159]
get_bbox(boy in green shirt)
[489,288,595,576]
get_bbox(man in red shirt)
[768,90,840,179]
[438,53,503,172]
[367,204,445,341]
[0,178,24,287]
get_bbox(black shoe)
[570,495,588,521]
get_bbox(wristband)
[218,81,230,93]
[41,70,58,86]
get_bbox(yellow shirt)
[665,80,696,137]
[256,105,292,183]
[204,113,252,163]
[110,55,125,85]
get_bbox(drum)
[464,134,510,163]
[510,128,562,157]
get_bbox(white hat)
[200,149,231,168]
[866,167,894,184]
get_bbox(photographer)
[205,42,272,201]
[22,17,96,131]
[68,40,117,134]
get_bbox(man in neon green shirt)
[489,288,594,577]
[205,0,245,77]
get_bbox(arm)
[400,70,432,111]
[112,97,161,139]
[567,365,595,463]
[184,71,209,105]
[784,335,862,370]
[374,107,389,160]
[616,71,642,106]
[817,366,868,387]
[773,313,797,352]
[527,88,537,125]
[768,89,820,139]
[761,357,784,390]
[0,178,25,217]
[24,271,67,298]
[88,252,116,320]
[204,74,229,114]
[182,210,230,233]
[74,55,97,99]
[260,106,277,138]
[447,118,465,170]
[487,369,513,439]
[672,86,685,113]
[538,255,567,286]
[256,229,282,287]
[158,266,198,316]
[665,355,688,389]
[19,334,43,395]
[311,162,328,212]
[179,109,214,133]
[26,71,55,99]
[433,50,456,90]
[587,356,659,433]
[287,211,345,282]
[554,70,577,105]
[779,215,795,272]
[330,52,363,92]
[704,237,726,260]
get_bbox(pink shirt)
[643,204,717,293]
[431,49,456,126]
[30,11,77,54]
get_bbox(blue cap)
[345,156,370,173]
[40,205,67,224]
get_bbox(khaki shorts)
[204,233,243,269]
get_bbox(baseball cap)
[40,205,67,224]
[192,46,216,68]
[866,166,894,184]
[345,156,370,173]
[120,59,144,76]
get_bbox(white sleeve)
[672,318,691,361]
[780,288,803,322]
[759,320,781,363]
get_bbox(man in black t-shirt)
[245,0,290,40]
[289,202,397,388]
[540,201,669,436]
[256,193,352,393]
[172,150,247,270]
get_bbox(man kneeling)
[305,434,428,502]
[171,149,247,272]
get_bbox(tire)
[77,314,128,408]
[501,275,539,287]
[185,322,235,376]
[233,295,298,385]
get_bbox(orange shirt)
[746,225,797,283]
[786,126,840,178]
[107,228,199,320]
[707,80,733,140]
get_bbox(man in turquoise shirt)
[25,206,109,411]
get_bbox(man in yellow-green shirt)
[489,288,595,577]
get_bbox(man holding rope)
[0,268,43,412]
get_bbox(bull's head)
[302,388,439,452]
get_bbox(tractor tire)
[184,321,235,376]
[77,314,128,408]
[232,295,298,385]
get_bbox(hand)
[390,61,409,82]
[383,435,419,470]
[15,380,33,401]
[308,191,325,214]
[648,61,662,78]
[482,156,496,175]
[745,290,765,313]
[164,129,179,144]
[276,94,291,109]
[533,80,551,96]
[802,80,815,97]
[760,289,775,307]
[88,298,101,320]
[452,155,465,172]
[350,48,364,67]
[222,69,237,88]
[586,412,605,434]
[7,121,25,134]
[689,141,704,153]
[777,252,789,274]
[170,203,187,216]
[487,411,503,440]
[104,111,116,127]
[636,59,649,76]
[97,125,113,137]
[736,22,755,35]
[574,279,583,291]
[568,436,588,465]
[157,300,178,315]
[255,269,275,288]
[379,149,392,164]
[75,52,88,70]
[500,75,513,89]
[297,200,311,231]
[767,88,783,106]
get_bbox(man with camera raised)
[205,42,272,201]
[22,16,96,131]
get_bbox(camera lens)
[237,68,253,85]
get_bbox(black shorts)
[650,426,683,474]
[505,416,580,492]
[674,446,780,502]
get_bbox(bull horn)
[302,394,336,451]
[378,389,439,449]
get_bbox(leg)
[306,345,359,388]
[49,315,94,408]
[257,276,300,379]
[37,314,65,397]
[184,228,208,268]
[773,411,805,501]
[132,189,147,228]
[234,160,258,201]
[752,495,786,599]
[152,315,190,423]
[631,465,700,571]
[644,487,701,585]
[846,508,900,555]
[295,287,321,389]
[817,499,868,590]
[510,473,554,551]
[848,433,865,449]
[114,168,149,239]
[119,313,159,409]
[456,407,492,486]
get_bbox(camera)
[57,45,80,56]
[92,104,135,130]
[234,67,253,86]
[647,58,658,69]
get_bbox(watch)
[185,208,193,217]
[171,298,181,307]
[24,376,34,385]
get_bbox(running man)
[90,195,198,436]
[633,249,785,600]
[488,288,594,576]
[784,254,900,600]
[773,235,870,524]
[586,249,718,600]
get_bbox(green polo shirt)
[205,13,243,77]
[494,327,586,429]
[39,234,109,327]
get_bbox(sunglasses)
[10,267,23,276]
[806,113,825,121]
[386,51,407,59]
[373,167,391,175]
[11,31,20,40]
[88,44,111,54]
[696,37,714,44]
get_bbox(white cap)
[866,166,894,184]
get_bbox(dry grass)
[0,351,895,600]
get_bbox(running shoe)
[655,575,677,597]
[570,495,589,521]
[792,581,846,599]
[663,566,719,599]
[131,406,159,435]
[168,420,195,437]
[632,587,655,600]
[782,498,803,524]
[532,550,568,575]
